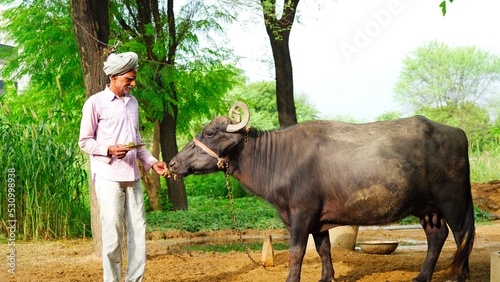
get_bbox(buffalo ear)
[218,134,243,156]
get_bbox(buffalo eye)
[204,130,215,138]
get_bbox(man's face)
[109,69,137,97]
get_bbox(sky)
[225,0,500,121]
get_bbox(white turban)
[103,52,139,76]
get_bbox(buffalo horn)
[226,101,250,132]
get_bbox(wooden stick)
[261,235,274,267]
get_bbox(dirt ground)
[1,181,499,282]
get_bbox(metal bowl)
[358,240,399,254]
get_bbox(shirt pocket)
[127,108,139,132]
[101,103,129,125]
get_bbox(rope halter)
[192,137,229,169]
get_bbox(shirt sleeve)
[78,97,112,163]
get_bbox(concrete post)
[492,251,500,282]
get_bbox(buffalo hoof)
[446,272,468,282]
[445,277,467,282]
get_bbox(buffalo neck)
[228,128,291,201]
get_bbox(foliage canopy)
[394,41,500,113]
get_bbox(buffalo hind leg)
[444,203,474,281]
[313,231,335,282]
[413,213,448,282]
[447,226,471,282]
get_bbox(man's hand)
[108,144,131,159]
[153,162,171,178]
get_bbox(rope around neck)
[192,137,228,169]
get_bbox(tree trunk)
[152,121,161,189]
[269,31,297,127]
[138,161,160,211]
[141,120,162,211]
[261,0,300,128]
[70,0,110,257]
[160,109,188,210]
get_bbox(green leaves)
[0,0,89,239]
[0,0,80,88]
[111,0,244,138]
[394,40,500,113]
[439,0,454,16]
[0,112,89,239]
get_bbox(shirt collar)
[104,85,131,101]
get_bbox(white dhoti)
[95,175,146,282]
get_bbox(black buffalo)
[168,102,474,282]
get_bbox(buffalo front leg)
[313,231,335,282]
[413,213,449,282]
[286,229,309,282]
[285,212,316,282]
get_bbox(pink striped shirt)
[78,86,158,182]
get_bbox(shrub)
[184,172,251,199]
[0,114,89,239]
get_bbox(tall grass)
[469,144,500,183]
[0,110,89,240]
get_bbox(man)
[78,52,168,282]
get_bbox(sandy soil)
[1,181,499,282]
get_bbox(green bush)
[469,142,500,183]
[146,196,283,232]
[0,114,89,239]
[184,172,251,199]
